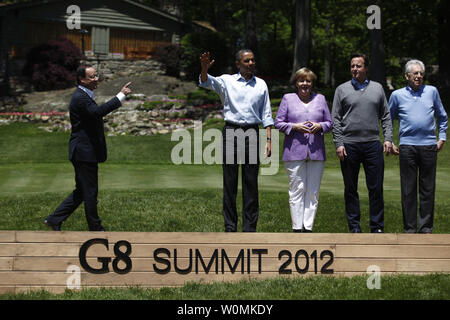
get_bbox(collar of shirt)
[351,78,370,91]
[236,73,256,84]
[78,85,95,100]
[406,84,424,96]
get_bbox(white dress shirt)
[78,85,126,103]
[199,73,274,128]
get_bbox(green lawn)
[0,121,449,300]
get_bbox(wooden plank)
[11,256,332,274]
[0,258,13,271]
[11,231,401,245]
[0,243,336,258]
[0,243,80,257]
[103,232,399,245]
[0,231,15,242]
[12,231,448,246]
[0,272,70,285]
[396,259,450,272]
[13,231,448,246]
[129,244,336,258]
[396,234,450,245]
[333,258,398,272]
[336,245,450,259]
[12,256,450,273]
[15,231,110,243]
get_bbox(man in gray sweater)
[332,53,393,233]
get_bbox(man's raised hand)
[200,52,215,71]
[121,82,132,96]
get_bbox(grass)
[1,274,449,300]
[0,121,449,300]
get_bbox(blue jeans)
[340,141,384,232]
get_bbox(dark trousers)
[222,123,259,232]
[46,161,103,231]
[399,145,437,233]
[340,141,385,232]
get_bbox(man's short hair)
[235,49,254,61]
[350,53,369,67]
[405,59,426,74]
[76,65,93,85]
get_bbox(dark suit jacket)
[68,87,122,163]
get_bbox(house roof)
[0,0,211,31]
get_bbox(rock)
[148,94,169,101]
[129,93,146,100]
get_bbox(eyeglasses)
[408,71,424,76]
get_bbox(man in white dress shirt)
[199,50,274,232]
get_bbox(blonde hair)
[292,67,317,86]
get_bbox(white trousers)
[284,160,325,231]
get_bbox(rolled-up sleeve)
[261,85,274,128]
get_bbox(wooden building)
[0,0,207,60]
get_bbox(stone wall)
[0,94,223,136]
[81,58,165,81]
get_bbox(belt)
[225,121,259,129]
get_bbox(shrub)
[154,44,183,77]
[186,88,221,106]
[22,38,82,91]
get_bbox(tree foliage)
[170,0,447,99]
[8,0,445,96]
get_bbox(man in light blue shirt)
[389,59,448,233]
[199,50,273,232]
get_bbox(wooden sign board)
[0,231,449,294]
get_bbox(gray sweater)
[332,80,392,148]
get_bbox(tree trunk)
[323,21,331,87]
[438,0,450,95]
[244,0,258,56]
[292,0,310,78]
[368,1,386,88]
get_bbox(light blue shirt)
[78,85,95,100]
[389,84,448,145]
[199,73,274,127]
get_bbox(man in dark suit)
[44,65,131,231]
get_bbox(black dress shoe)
[371,228,384,233]
[303,229,312,233]
[293,229,303,233]
[45,220,61,231]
